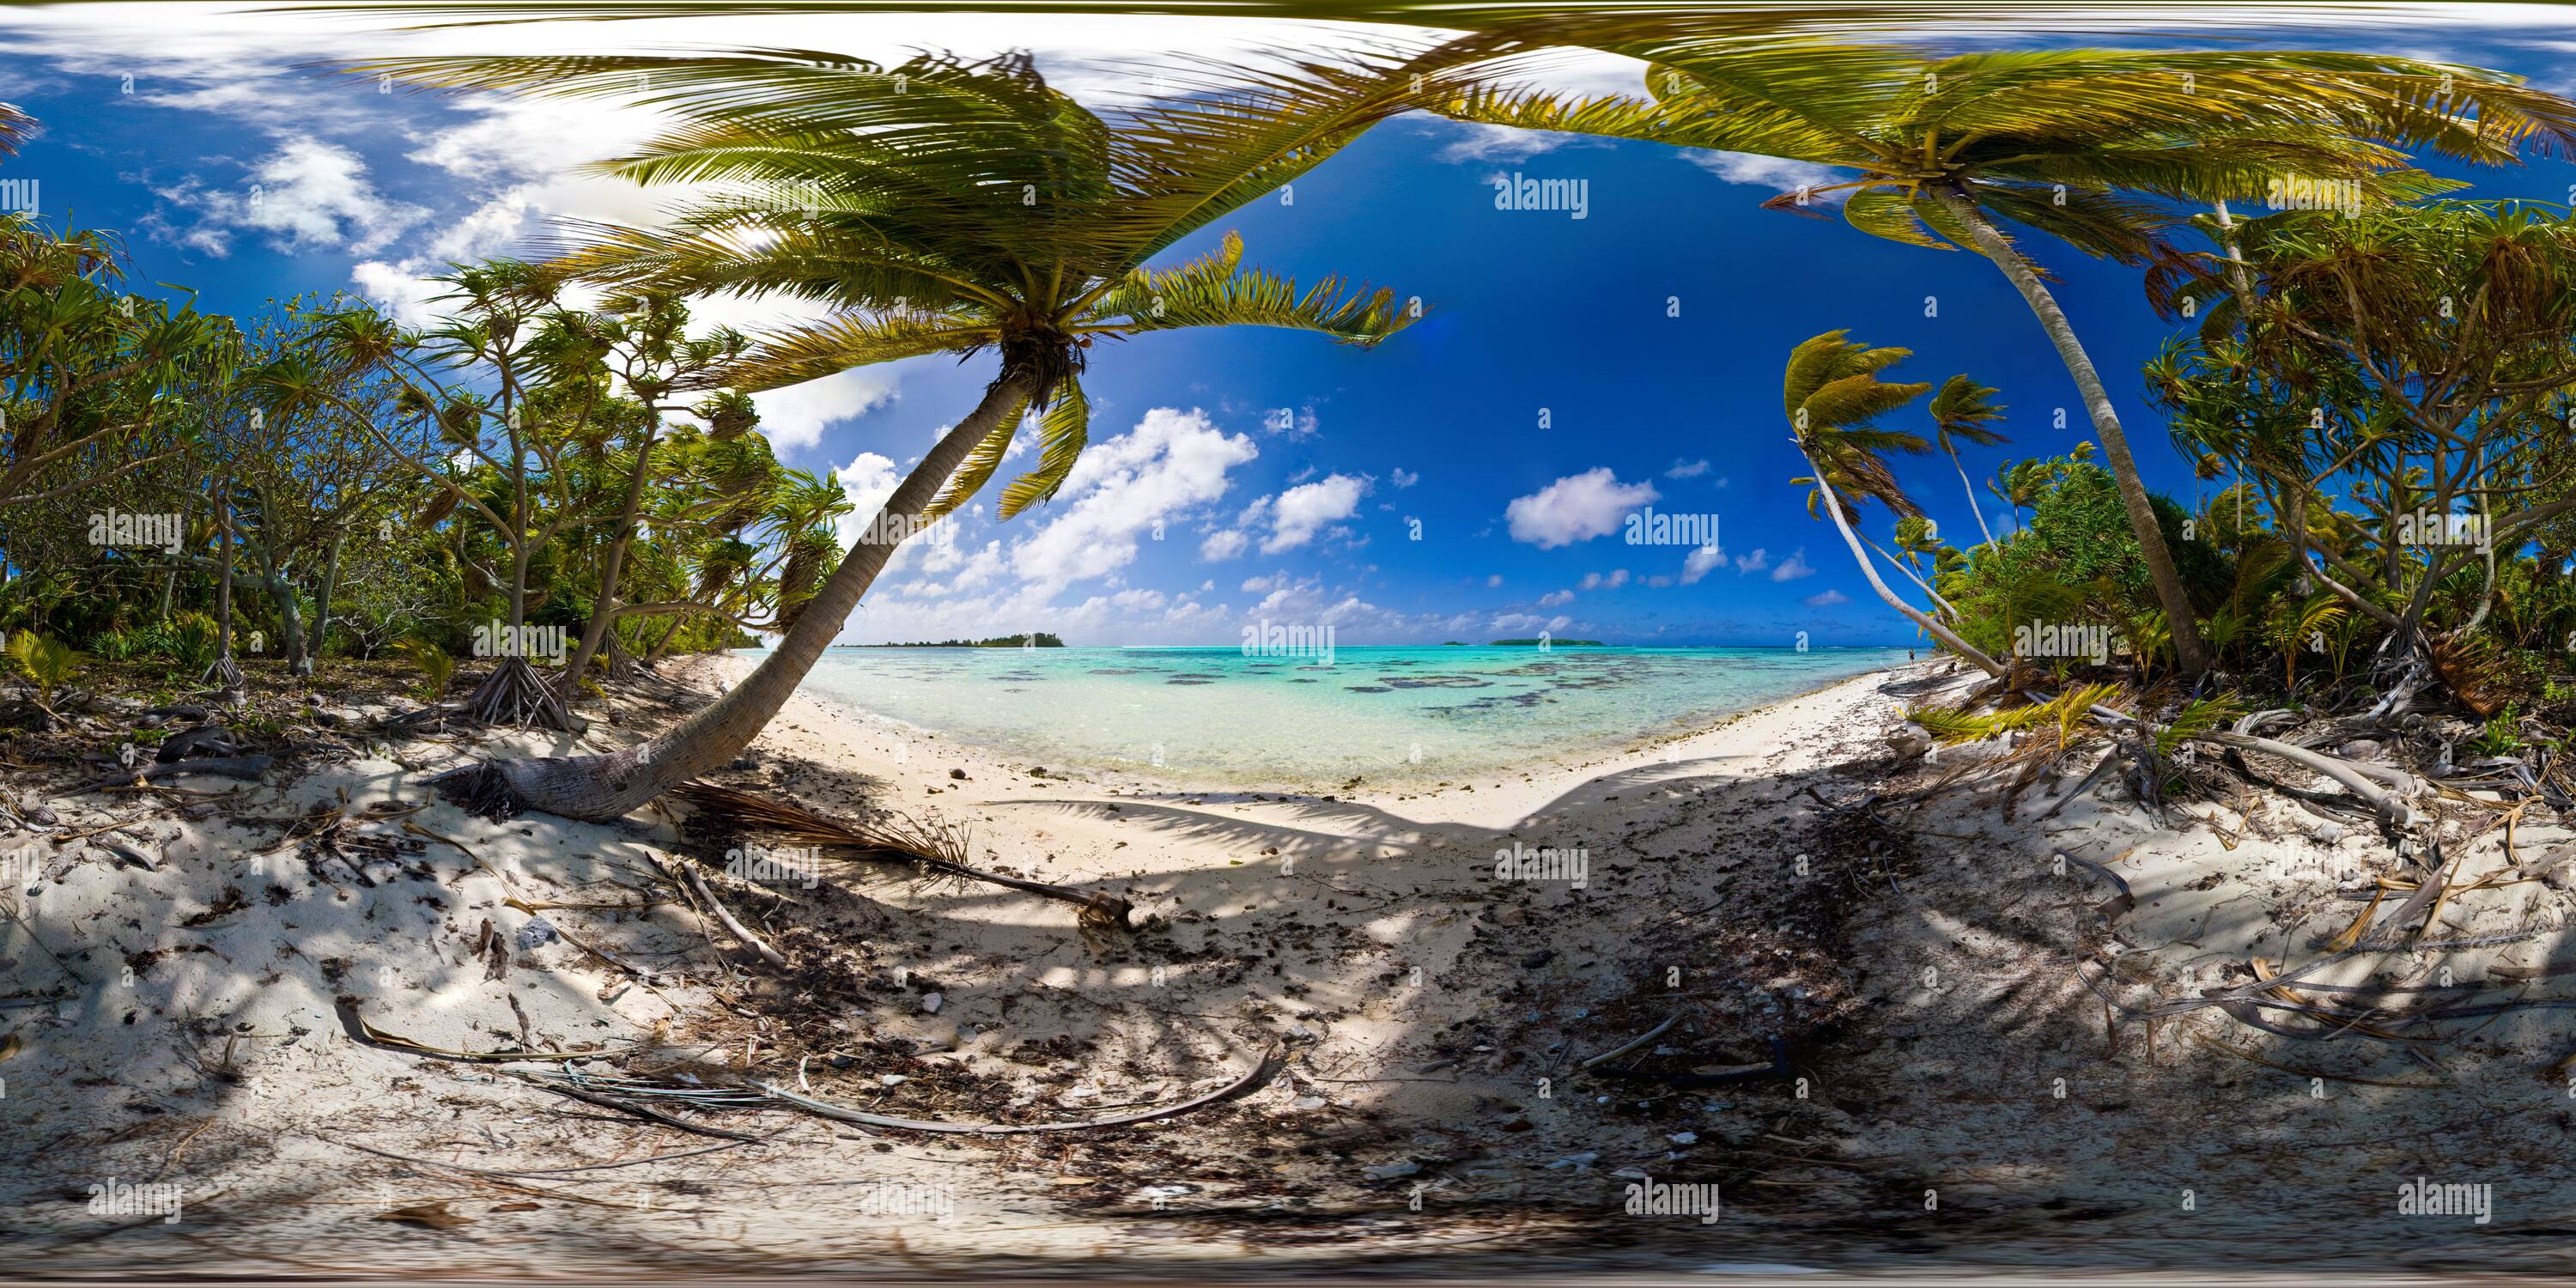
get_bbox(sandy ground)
[4,654,2574,1279]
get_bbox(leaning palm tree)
[1440,39,2576,676]
[1785,330,2002,676]
[358,47,1455,821]
[1927,374,2006,548]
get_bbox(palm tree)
[1784,330,2002,676]
[1928,375,2006,547]
[359,47,1445,820]
[1438,39,2576,677]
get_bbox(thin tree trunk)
[1860,532,1962,623]
[453,374,1036,821]
[1935,185,2214,676]
[215,487,234,659]
[1947,443,1996,547]
[1805,445,2003,677]
[559,424,659,698]
[313,533,343,667]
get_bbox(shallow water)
[763,644,1908,790]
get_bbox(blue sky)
[8,3,2576,647]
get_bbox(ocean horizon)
[762,643,1913,789]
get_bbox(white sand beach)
[6,655,2573,1275]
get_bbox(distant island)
[1492,638,1606,646]
[843,633,1066,648]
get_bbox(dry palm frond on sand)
[668,781,1137,933]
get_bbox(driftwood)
[74,755,271,794]
[748,1045,1283,1135]
[680,865,787,967]
[670,781,1138,933]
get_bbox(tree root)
[462,657,579,732]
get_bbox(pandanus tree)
[2152,200,2576,713]
[1784,330,2002,675]
[355,47,1443,819]
[1438,38,2576,677]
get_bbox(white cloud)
[1772,549,1816,581]
[753,369,902,453]
[1199,527,1250,561]
[1680,544,1725,585]
[1262,473,1368,553]
[1580,569,1630,591]
[1538,588,1575,607]
[1391,467,1419,489]
[1666,458,1711,479]
[1733,548,1771,575]
[1435,121,1574,163]
[151,135,427,257]
[1485,574,1504,588]
[1686,150,1847,199]
[1011,407,1258,592]
[1504,468,1657,550]
[1803,589,1851,607]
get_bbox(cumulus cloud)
[1434,121,1575,163]
[1665,458,1711,479]
[1772,549,1816,581]
[1010,407,1258,592]
[150,136,427,257]
[1686,150,1847,199]
[1199,527,1249,561]
[751,369,902,453]
[1538,588,1576,607]
[1733,548,1771,575]
[1580,569,1630,591]
[1262,473,1368,553]
[1803,589,1851,607]
[1391,467,1419,489]
[1680,544,1725,585]
[1504,468,1657,550]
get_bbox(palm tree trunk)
[1935,185,2214,677]
[448,374,1036,821]
[1947,444,1996,547]
[1859,532,1962,623]
[1804,445,2003,677]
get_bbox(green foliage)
[5,631,81,708]
[392,638,456,703]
